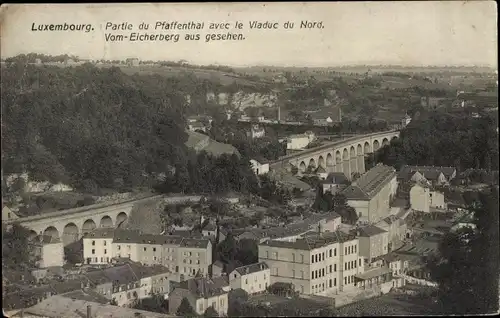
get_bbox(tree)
[426,189,499,314]
[204,306,219,317]
[2,223,36,270]
[176,297,196,316]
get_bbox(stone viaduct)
[270,130,400,179]
[5,194,203,246]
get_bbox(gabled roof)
[323,172,350,185]
[260,230,357,251]
[233,262,269,276]
[401,165,455,181]
[355,225,387,237]
[342,164,396,200]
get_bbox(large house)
[168,276,230,316]
[287,132,315,150]
[83,228,212,280]
[258,230,364,295]
[321,172,350,194]
[409,182,446,213]
[399,165,456,186]
[229,262,270,295]
[341,164,398,224]
[352,225,389,264]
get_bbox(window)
[153,247,156,252]
[329,279,332,288]
[197,252,200,257]
[311,255,314,264]
[334,278,337,286]
[189,251,192,256]
[117,245,121,250]
[311,271,314,279]
[344,263,347,270]
[322,252,325,260]
[103,241,107,246]
[334,248,337,256]
[354,260,357,268]
[329,265,332,273]
[104,249,107,254]
[359,259,361,266]
[301,254,304,263]
[344,277,347,285]
[100,257,103,262]
[354,245,357,253]
[92,249,95,254]
[334,264,337,272]
[322,268,325,277]
[220,298,224,306]
[196,260,200,264]
[345,247,347,255]
[143,247,147,252]
[329,249,332,257]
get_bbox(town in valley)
[2,44,499,318]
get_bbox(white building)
[32,235,65,268]
[248,124,265,139]
[287,133,314,150]
[409,182,446,213]
[2,206,19,222]
[258,230,364,295]
[321,172,350,194]
[229,262,270,295]
[83,228,212,280]
[342,164,398,224]
[250,159,270,176]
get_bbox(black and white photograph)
[1,2,498,317]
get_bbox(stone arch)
[82,219,97,235]
[382,138,389,147]
[350,146,356,158]
[357,144,363,156]
[100,215,113,228]
[308,158,316,169]
[342,148,349,161]
[299,161,307,173]
[335,150,342,164]
[373,139,380,151]
[28,230,38,242]
[116,212,128,228]
[43,226,60,240]
[364,141,371,154]
[326,153,334,166]
[318,156,325,168]
[62,223,79,245]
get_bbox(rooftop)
[401,165,456,181]
[260,230,357,251]
[342,164,396,200]
[233,262,269,276]
[24,295,173,318]
[178,276,229,299]
[322,172,350,185]
[355,225,388,237]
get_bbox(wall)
[196,293,229,316]
[40,242,65,268]
[410,184,430,213]
[84,237,114,264]
[430,191,445,209]
[229,269,270,294]
[287,136,310,150]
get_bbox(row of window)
[345,244,357,255]
[344,275,356,285]
[311,248,338,264]
[345,259,362,270]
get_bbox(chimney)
[87,305,92,318]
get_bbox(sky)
[0,2,497,67]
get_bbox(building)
[168,276,230,316]
[321,172,350,194]
[397,169,428,186]
[188,121,207,132]
[353,225,389,264]
[229,262,270,295]
[420,96,447,109]
[401,113,412,128]
[409,182,446,213]
[248,124,265,139]
[341,164,398,224]
[376,215,408,248]
[126,58,140,66]
[2,205,19,222]
[32,235,65,269]
[83,228,212,280]
[250,158,270,176]
[400,165,456,185]
[258,230,364,295]
[307,106,342,126]
[20,295,172,318]
[287,133,312,150]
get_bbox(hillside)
[1,62,190,191]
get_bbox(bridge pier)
[350,157,358,177]
[343,160,351,180]
[357,155,365,174]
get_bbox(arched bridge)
[4,194,203,246]
[270,130,400,178]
